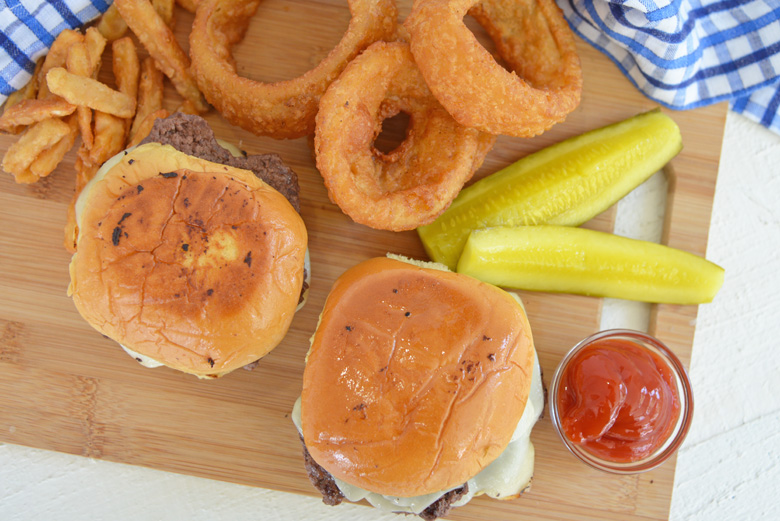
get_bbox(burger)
[292,255,544,519]
[68,113,309,378]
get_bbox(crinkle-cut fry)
[2,118,71,179]
[131,57,164,137]
[28,115,79,179]
[174,99,202,115]
[47,68,136,118]
[114,0,208,112]
[84,27,108,78]
[97,4,129,41]
[128,108,170,147]
[89,111,127,166]
[38,30,84,99]
[175,0,199,13]
[153,0,175,27]
[0,98,76,132]
[66,43,95,149]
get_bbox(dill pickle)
[418,110,683,269]
[457,226,724,304]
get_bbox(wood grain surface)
[0,2,727,520]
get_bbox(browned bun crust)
[301,257,534,497]
[69,144,307,378]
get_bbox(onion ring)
[314,41,496,231]
[190,0,397,139]
[405,0,582,137]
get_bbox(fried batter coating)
[315,41,495,231]
[405,0,582,137]
[190,0,397,139]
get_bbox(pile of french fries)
[0,0,206,251]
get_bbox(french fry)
[114,0,207,112]
[46,68,136,118]
[2,58,43,133]
[66,43,95,149]
[13,168,39,184]
[97,4,129,41]
[175,0,200,13]
[2,118,71,180]
[174,99,201,115]
[84,28,108,77]
[113,38,140,101]
[89,111,127,166]
[68,112,125,251]
[0,98,77,132]
[112,37,140,138]
[38,30,84,99]
[152,0,175,27]
[131,57,164,138]
[75,147,99,191]
[65,155,100,252]
[128,108,169,147]
[28,116,80,179]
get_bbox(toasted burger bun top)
[68,143,307,378]
[301,256,535,497]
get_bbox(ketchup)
[557,337,681,463]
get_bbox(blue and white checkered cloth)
[2,1,780,134]
[559,0,780,133]
[1,0,108,101]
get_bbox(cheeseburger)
[68,113,308,378]
[293,255,544,519]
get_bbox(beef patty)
[141,113,307,369]
[140,112,301,212]
[299,436,467,521]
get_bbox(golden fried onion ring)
[190,0,397,139]
[405,0,582,137]
[314,41,495,231]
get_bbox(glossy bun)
[301,256,535,496]
[68,144,307,378]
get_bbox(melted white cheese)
[291,353,543,514]
[120,344,164,368]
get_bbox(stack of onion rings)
[405,0,582,137]
[190,0,397,139]
[314,41,496,231]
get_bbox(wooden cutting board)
[0,1,726,519]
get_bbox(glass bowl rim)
[548,328,694,474]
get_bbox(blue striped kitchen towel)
[559,0,780,134]
[1,0,108,103]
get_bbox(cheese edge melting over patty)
[292,287,544,515]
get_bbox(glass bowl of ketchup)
[549,329,694,473]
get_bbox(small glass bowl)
[548,329,694,474]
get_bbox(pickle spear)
[457,226,724,304]
[418,110,683,270]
